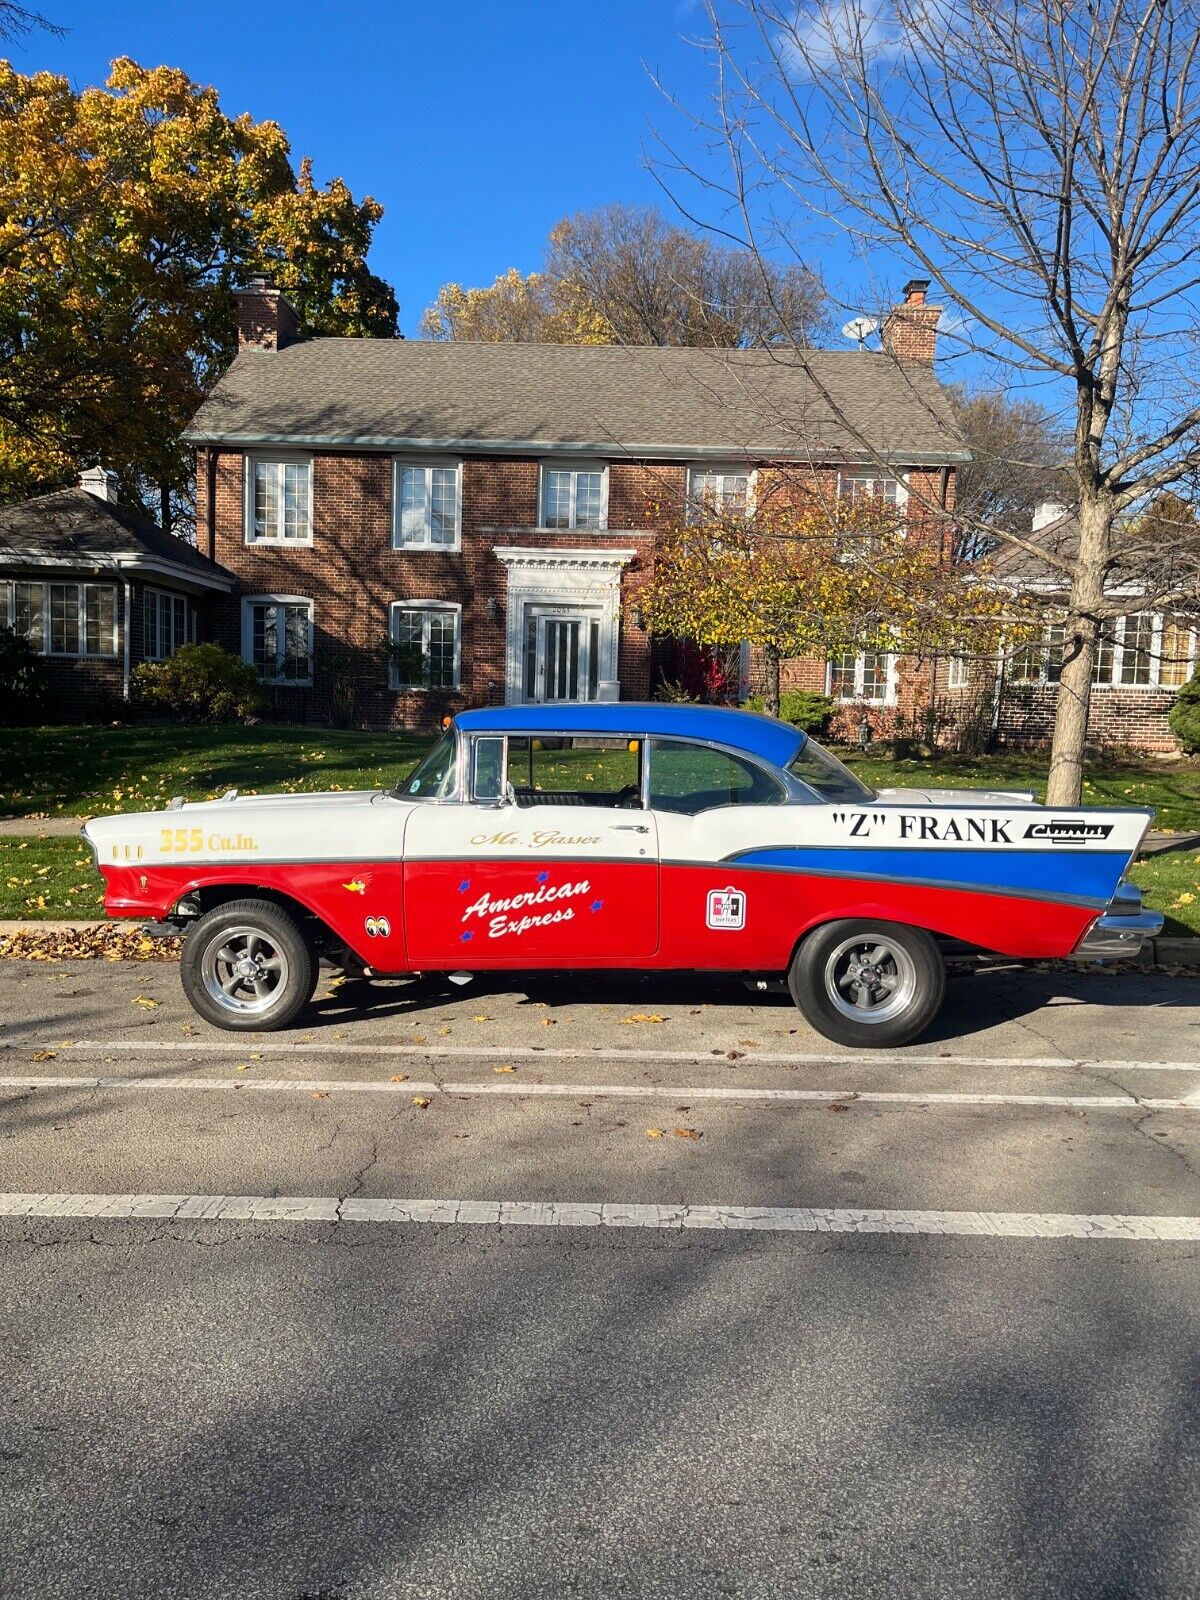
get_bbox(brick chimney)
[234,273,300,351]
[78,465,118,503]
[882,279,942,364]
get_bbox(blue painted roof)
[454,703,805,769]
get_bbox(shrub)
[741,690,833,735]
[133,643,262,724]
[0,625,47,725]
[1169,670,1200,753]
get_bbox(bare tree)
[675,0,1200,802]
[948,387,1073,546]
[0,2,61,39]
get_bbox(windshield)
[787,738,876,803]
[396,729,459,800]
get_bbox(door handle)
[611,823,650,834]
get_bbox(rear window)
[648,739,785,815]
[787,739,875,803]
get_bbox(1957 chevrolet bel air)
[82,704,1162,1046]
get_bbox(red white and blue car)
[83,705,1161,1046]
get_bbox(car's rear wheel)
[789,919,945,1048]
[181,899,317,1032]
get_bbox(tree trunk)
[1045,497,1111,807]
[762,644,781,718]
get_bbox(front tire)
[789,919,945,1049]
[181,899,317,1032]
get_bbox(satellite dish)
[841,315,878,349]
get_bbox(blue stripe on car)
[726,847,1129,906]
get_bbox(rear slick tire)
[180,898,317,1032]
[789,919,946,1049]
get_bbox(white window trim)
[538,460,609,532]
[241,594,314,687]
[826,649,898,706]
[1007,613,1197,691]
[3,578,118,658]
[389,599,462,692]
[686,463,757,522]
[391,457,463,551]
[243,454,314,547]
[836,467,909,513]
[142,587,191,662]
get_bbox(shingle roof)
[0,488,233,588]
[185,339,967,464]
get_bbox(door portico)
[495,546,636,705]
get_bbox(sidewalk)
[0,817,86,837]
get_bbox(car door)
[648,736,792,969]
[402,732,659,966]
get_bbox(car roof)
[454,703,805,769]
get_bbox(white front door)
[526,607,600,703]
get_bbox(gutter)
[180,429,972,468]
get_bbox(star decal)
[460,930,473,942]
[536,871,549,884]
[458,879,471,893]
[590,899,604,913]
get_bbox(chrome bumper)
[1074,882,1163,959]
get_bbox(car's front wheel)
[789,919,946,1048]
[181,899,317,1032]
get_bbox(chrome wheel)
[200,924,291,1016]
[823,934,917,1025]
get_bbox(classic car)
[82,704,1162,1046]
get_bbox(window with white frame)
[2,579,116,657]
[389,601,461,691]
[142,589,194,661]
[245,457,312,545]
[393,460,461,549]
[828,649,893,703]
[541,463,606,530]
[1009,614,1196,689]
[687,465,752,520]
[242,596,313,684]
[838,469,904,506]
[947,653,971,690]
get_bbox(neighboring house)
[0,469,234,719]
[945,501,1199,754]
[185,276,965,727]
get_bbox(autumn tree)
[948,388,1073,549]
[421,202,823,347]
[0,58,397,525]
[640,489,1018,717]
[676,0,1200,803]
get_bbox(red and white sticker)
[706,887,746,930]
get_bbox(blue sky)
[11,0,751,338]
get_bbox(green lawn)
[0,723,430,819]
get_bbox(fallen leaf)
[540,1018,557,1027]
[645,1127,664,1138]
[389,1073,409,1083]
[411,1095,431,1108]
[738,1039,760,1048]
[235,1063,251,1073]
[472,1014,492,1022]
[410,1034,428,1045]
[310,1090,329,1099]
[726,1050,745,1061]
[437,1027,452,1036]
[30,1049,56,1061]
[131,995,160,1009]
[673,1127,703,1140]
[493,1063,516,1074]
[622,1013,665,1025]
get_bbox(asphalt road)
[2,957,1199,1600]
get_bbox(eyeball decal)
[365,916,391,938]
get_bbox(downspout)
[123,578,132,701]
[205,448,217,561]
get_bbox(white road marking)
[3,1038,1200,1073]
[0,1073,1195,1111]
[0,1191,1196,1240]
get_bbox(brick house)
[0,469,233,720]
[967,502,1199,754]
[185,276,966,730]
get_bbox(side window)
[506,736,642,808]
[472,736,506,801]
[648,739,784,815]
